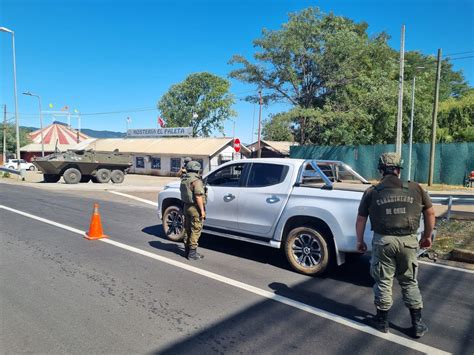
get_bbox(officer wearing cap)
[180,160,207,260]
[178,157,192,178]
[355,152,435,337]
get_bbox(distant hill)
[80,129,125,138]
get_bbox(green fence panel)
[290,142,474,185]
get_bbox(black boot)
[184,245,190,258]
[370,309,389,333]
[409,308,428,338]
[188,248,204,260]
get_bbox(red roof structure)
[20,122,93,161]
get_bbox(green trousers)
[371,233,423,311]
[183,203,203,250]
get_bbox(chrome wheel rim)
[166,209,183,236]
[291,233,322,268]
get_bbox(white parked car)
[3,159,36,171]
[158,158,375,276]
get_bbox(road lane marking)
[419,260,474,273]
[0,204,452,355]
[108,191,158,206]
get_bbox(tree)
[229,7,471,146]
[437,89,474,142]
[0,124,32,158]
[262,112,294,141]
[157,72,236,137]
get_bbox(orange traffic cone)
[84,203,109,240]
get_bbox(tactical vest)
[368,181,423,235]
[180,173,200,204]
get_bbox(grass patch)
[433,219,474,254]
[1,172,11,178]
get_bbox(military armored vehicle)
[33,149,132,184]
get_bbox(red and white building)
[20,122,92,161]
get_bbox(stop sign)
[233,138,241,153]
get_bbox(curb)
[451,248,474,264]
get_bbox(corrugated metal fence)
[290,142,474,185]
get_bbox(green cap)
[378,152,403,169]
[186,161,201,172]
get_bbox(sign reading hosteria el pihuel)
[127,127,193,137]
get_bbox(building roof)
[21,122,91,152]
[80,137,251,156]
[247,140,299,155]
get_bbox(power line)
[443,50,474,57]
[444,55,474,61]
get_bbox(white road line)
[0,204,452,355]
[108,191,158,207]
[419,260,474,274]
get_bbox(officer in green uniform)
[355,152,435,338]
[180,160,207,260]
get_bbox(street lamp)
[0,26,21,166]
[23,91,45,157]
[407,66,425,181]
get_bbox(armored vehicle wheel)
[110,170,125,184]
[63,168,82,184]
[43,174,61,183]
[163,205,185,242]
[95,168,111,183]
[284,225,332,276]
[80,175,91,183]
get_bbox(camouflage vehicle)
[33,149,132,184]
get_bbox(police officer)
[355,152,435,338]
[180,160,207,260]
[178,157,192,178]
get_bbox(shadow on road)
[142,224,374,287]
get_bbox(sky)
[1,0,473,144]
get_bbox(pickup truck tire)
[163,205,185,242]
[43,174,61,183]
[95,168,111,183]
[28,166,36,171]
[63,168,82,184]
[284,226,331,276]
[110,170,125,184]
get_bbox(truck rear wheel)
[63,168,82,184]
[43,174,61,183]
[284,226,331,276]
[95,168,111,183]
[110,170,125,184]
[163,205,185,242]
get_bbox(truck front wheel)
[63,168,82,184]
[162,205,185,242]
[284,226,331,276]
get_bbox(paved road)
[1,183,473,354]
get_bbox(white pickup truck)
[157,158,374,276]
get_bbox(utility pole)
[428,49,442,186]
[396,24,406,154]
[257,89,263,158]
[3,105,6,164]
[407,76,416,182]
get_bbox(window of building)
[136,157,145,168]
[195,159,204,171]
[170,158,181,173]
[246,163,289,187]
[151,157,161,169]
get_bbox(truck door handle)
[266,195,280,204]
[223,193,235,202]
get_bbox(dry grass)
[433,219,474,254]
